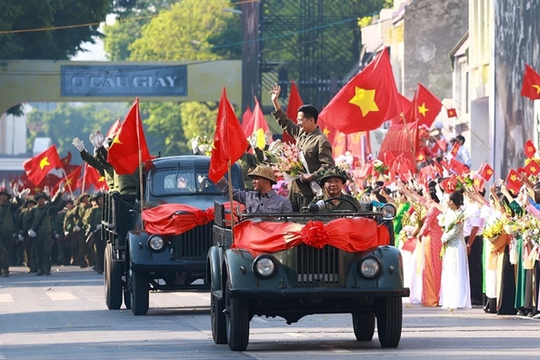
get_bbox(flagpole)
[134,98,145,223]
[81,164,87,194]
[227,159,235,242]
[61,168,74,197]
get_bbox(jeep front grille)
[296,244,340,287]
[171,222,213,260]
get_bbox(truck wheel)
[104,243,122,310]
[130,270,149,316]
[211,293,227,344]
[123,281,132,310]
[352,312,375,341]
[226,279,250,351]
[376,297,403,348]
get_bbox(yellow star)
[323,127,330,137]
[98,176,105,183]
[528,145,535,153]
[349,87,379,116]
[39,157,51,170]
[418,103,429,117]
[112,136,122,145]
[533,84,540,94]
[531,166,537,173]
[487,169,493,175]
[510,175,518,182]
[474,179,480,186]
[65,178,72,185]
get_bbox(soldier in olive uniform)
[18,196,37,272]
[305,167,362,213]
[0,187,26,277]
[83,192,104,274]
[64,194,90,267]
[53,199,72,266]
[24,190,64,276]
[270,84,334,211]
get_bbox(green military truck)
[207,202,409,351]
[103,155,243,315]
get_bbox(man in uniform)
[305,167,362,213]
[53,199,73,266]
[18,196,37,272]
[269,84,334,211]
[64,194,90,268]
[84,192,104,274]
[216,165,293,214]
[0,187,26,277]
[24,189,64,276]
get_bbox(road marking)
[321,345,351,353]
[284,332,305,337]
[0,294,14,302]
[46,292,78,300]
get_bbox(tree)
[26,103,128,158]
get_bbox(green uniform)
[83,205,103,273]
[80,148,115,190]
[307,193,362,213]
[52,210,69,265]
[64,204,88,266]
[19,207,36,272]
[24,195,63,275]
[0,198,22,275]
[272,108,334,211]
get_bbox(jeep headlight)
[381,203,396,220]
[252,255,277,279]
[148,235,165,251]
[358,257,381,279]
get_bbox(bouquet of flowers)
[482,216,507,240]
[373,159,388,176]
[190,135,213,156]
[264,142,305,182]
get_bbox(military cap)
[318,166,349,186]
[247,165,277,184]
[34,192,50,201]
[0,187,13,199]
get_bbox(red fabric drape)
[232,217,390,254]
[142,202,245,236]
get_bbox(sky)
[71,14,116,61]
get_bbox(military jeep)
[207,202,409,351]
[103,155,243,315]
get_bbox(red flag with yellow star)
[391,93,412,125]
[505,169,522,194]
[406,83,443,128]
[54,164,82,193]
[524,139,537,158]
[473,175,485,192]
[478,163,494,181]
[23,145,63,186]
[83,164,109,191]
[319,48,400,134]
[523,159,540,176]
[107,98,152,175]
[521,64,540,101]
[447,108,457,118]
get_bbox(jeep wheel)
[352,312,375,341]
[123,281,132,310]
[130,270,149,316]
[104,243,122,310]
[211,293,227,344]
[225,280,250,351]
[376,297,402,348]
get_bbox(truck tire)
[123,281,132,310]
[130,270,149,316]
[104,243,122,310]
[211,293,227,344]
[376,297,402,348]
[352,312,375,341]
[226,279,250,351]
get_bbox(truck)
[207,201,409,351]
[102,155,244,315]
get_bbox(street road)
[0,266,539,360]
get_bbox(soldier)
[64,194,90,268]
[305,167,362,213]
[0,187,27,277]
[18,196,37,272]
[53,199,72,266]
[24,189,64,276]
[83,192,104,274]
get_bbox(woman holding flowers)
[439,191,471,309]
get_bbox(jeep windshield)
[150,168,243,196]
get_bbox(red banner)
[231,217,390,254]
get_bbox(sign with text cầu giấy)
[60,65,187,97]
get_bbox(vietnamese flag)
[473,175,485,193]
[106,118,121,139]
[521,64,540,100]
[478,163,494,181]
[107,98,152,175]
[283,80,303,144]
[448,157,469,175]
[447,108,457,118]
[55,164,82,193]
[208,88,249,183]
[406,83,443,128]
[524,139,537,159]
[505,169,522,195]
[243,97,270,149]
[83,164,109,191]
[448,141,460,157]
[319,48,400,134]
[391,93,412,125]
[23,145,63,185]
[523,159,540,176]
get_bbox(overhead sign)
[60,65,187,97]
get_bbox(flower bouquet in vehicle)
[190,135,214,156]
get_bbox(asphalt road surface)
[1,265,539,360]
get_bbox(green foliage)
[0,0,110,60]
[26,103,127,158]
